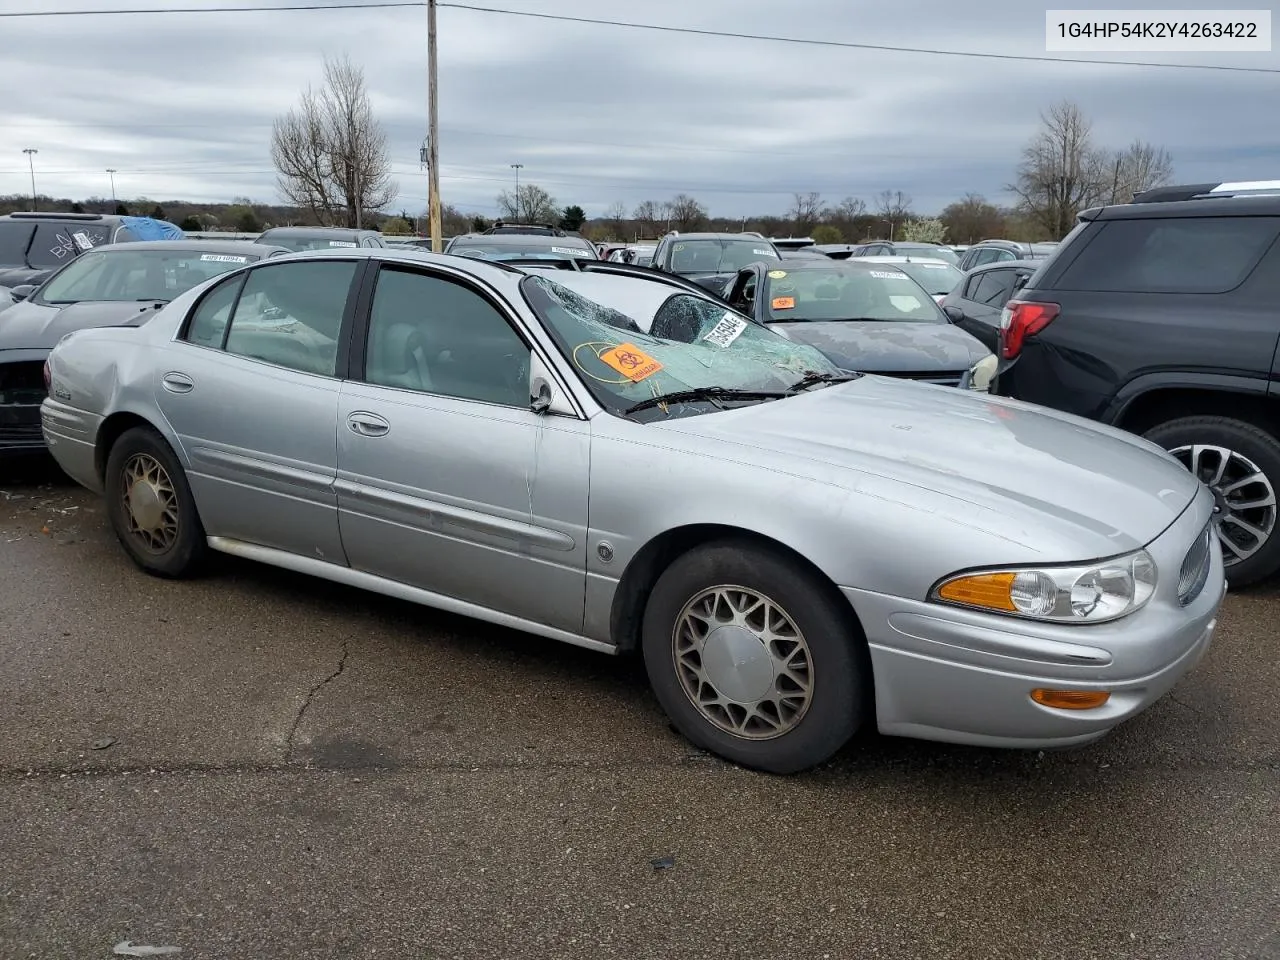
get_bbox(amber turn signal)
[1030,688,1111,710]
[936,572,1018,612]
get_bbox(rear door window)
[969,269,1017,308]
[1055,216,1280,293]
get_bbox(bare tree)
[668,194,708,232]
[875,190,913,238]
[604,200,628,238]
[496,183,558,223]
[787,191,823,233]
[632,200,661,236]
[940,192,1008,243]
[1009,100,1110,239]
[827,196,867,241]
[270,54,397,228]
[1103,140,1175,203]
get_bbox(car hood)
[0,299,158,351]
[770,320,990,372]
[651,374,1199,557]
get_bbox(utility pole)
[511,163,523,222]
[22,148,38,211]
[106,168,117,202]
[427,0,442,252]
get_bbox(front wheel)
[641,540,870,774]
[1143,415,1280,587]
[104,425,208,578]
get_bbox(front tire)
[1143,415,1280,587]
[641,539,870,774]
[104,425,208,578]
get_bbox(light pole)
[106,168,117,202]
[511,163,523,222]
[22,148,38,211]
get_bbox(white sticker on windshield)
[72,231,94,251]
[753,248,772,255]
[869,270,909,279]
[200,254,249,263]
[328,240,357,247]
[702,312,748,348]
[551,246,584,255]
[889,295,924,311]
[920,263,949,269]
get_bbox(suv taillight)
[42,360,51,393]
[999,299,1059,359]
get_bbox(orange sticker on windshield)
[600,343,663,381]
[772,296,795,309]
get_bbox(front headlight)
[965,354,998,391]
[931,550,1157,624]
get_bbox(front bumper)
[844,484,1225,749]
[0,351,50,455]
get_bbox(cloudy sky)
[1,0,1277,219]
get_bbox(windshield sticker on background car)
[328,240,357,247]
[702,313,748,348]
[919,263,949,269]
[200,254,249,263]
[753,248,772,255]
[869,270,909,280]
[600,343,663,382]
[552,247,585,256]
[72,232,95,251]
[771,296,795,309]
[890,295,924,311]
[768,270,787,279]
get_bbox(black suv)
[0,211,181,290]
[650,232,783,294]
[999,180,1280,585]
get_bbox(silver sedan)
[40,248,1225,774]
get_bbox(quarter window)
[364,267,529,407]
[1055,217,1280,293]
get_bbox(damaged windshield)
[520,273,841,421]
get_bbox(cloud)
[1,0,1277,217]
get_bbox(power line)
[2,0,1276,73]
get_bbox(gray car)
[1,240,288,457]
[39,248,1225,774]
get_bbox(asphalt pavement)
[2,461,1278,960]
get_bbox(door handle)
[161,372,194,393]
[347,411,390,437]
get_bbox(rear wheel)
[641,539,870,774]
[104,425,208,578]
[1143,416,1280,587]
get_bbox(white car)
[857,255,965,304]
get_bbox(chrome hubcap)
[122,453,179,553]
[1169,443,1277,565]
[672,586,813,741]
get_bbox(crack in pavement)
[284,638,351,759]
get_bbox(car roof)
[0,212,129,224]
[450,232,593,246]
[90,239,288,256]
[967,258,1041,272]
[258,226,372,236]
[1087,194,1280,220]
[760,258,902,273]
[667,233,774,242]
[857,255,954,265]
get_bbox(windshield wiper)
[624,386,789,415]
[787,371,861,393]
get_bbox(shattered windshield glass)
[521,275,840,421]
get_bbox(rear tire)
[104,425,208,579]
[641,539,870,774]
[1143,415,1280,587]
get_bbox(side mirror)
[942,305,964,323]
[528,352,575,417]
[9,284,35,302]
